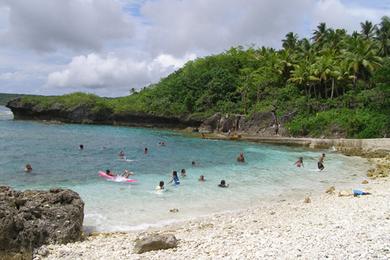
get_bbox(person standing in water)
[237,152,245,163]
[24,164,32,173]
[144,147,148,154]
[218,180,229,188]
[181,169,186,177]
[168,171,180,185]
[156,181,165,190]
[318,153,325,171]
[118,150,125,159]
[294,157,304,167]
[199,175,205,182]
[79,144,84,150]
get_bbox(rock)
[133,234,178,254]
[362,180,369,184]
[325,186,336,194]
[37,246,49,257]
[338,190,353,197]
[169,208,179,213]
[304,197,311,203]
[0,186,84,259]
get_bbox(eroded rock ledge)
[0,186,84,260]
[6,98,201,128]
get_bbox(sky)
[0,0,389,97]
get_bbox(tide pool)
[0,106,369,231]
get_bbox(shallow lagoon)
[0,106,369,231]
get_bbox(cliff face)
[6,98,202,128]
[199,111,297,137]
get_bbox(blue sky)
[0,0,389,97]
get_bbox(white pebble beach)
[37,175,390,260]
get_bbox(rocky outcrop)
[133,234,178,254]
[0,186,84,259]
[199,111,291,136]
[6,98,201,128]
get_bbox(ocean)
[0,106,369,231]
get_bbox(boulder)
[0,186,84,259]
[325,186,336,194]
[133,234,178,254]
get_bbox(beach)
[37,163,390,259]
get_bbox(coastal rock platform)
[0,187,84,260]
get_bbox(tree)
[375,16,390,56]
[360,20,376,39]
[312,22,328,44]
[282,32,299,50]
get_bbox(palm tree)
[312,22,328,44]
[343,36,382,88]
[375,16,390,56]
[282,32,299,50]
[360,20,376,39]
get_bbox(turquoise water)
[0,106,369,231]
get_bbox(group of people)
[294,153,326,171]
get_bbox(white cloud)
[46,52,196,94]
[313,0,390,32]
[0,0,134,52]
[140,0,312,56]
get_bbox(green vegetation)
[0,93,31,105]
[17,17,390,137]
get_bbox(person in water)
[169,171,180,185]
[192,161,196,167]
[218,180,229,188]
[199,175,205,181]
[106,169,116,177]
[144,147,148,154]
[79,144,84,150]
[237,152,245,163]
[294,157,304,167]
[181,169,186,177]
[318,153,325,171]
[118,150,125,159]
[122,169,134,178]
[24,164,32,173]
[156,181,165,190]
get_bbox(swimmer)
[118,150,125,159]
[79,144,84,150]
[237,152,245,163]
[105,169,116,177]
[156,181,165,190]
[199,175,205,181]
[144,147,148,154]
[294,157,304,168]
[24,164,32,173]
[318,153,325,171]
[218,180,229,188]
[191,161,196,166]
[181,168,186,177]
[122,169,134,178]
[168,171,180,185]
[158,142,166,146]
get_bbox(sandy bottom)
[35,176,390,260]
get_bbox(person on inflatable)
[169,171,180,185]
[106,169,116,177]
